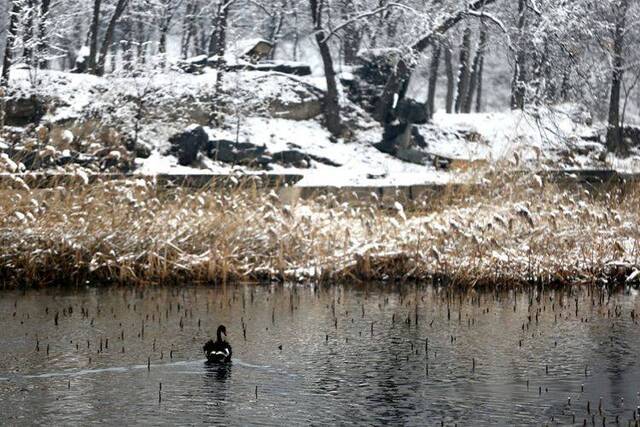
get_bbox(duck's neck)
[216,330,223,342]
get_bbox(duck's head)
[216,324,227,341]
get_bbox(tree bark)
[510,0,527,110]
[180,1,196,59]
[158,1,180,65]
[339,0,361,65]
[444,45,455,114]
[210,0,234,126]
[454,27,472,114]
[88,0,102,73]
[463,26,487,113]
[2,0,21,85]
[426,44,441,121]
[475,53,484,112]
[310,0,343,137]
[37,0,52,68]
[95,0,130,76]
[606,0,629,153]
[24,0,35,66]
[208,0,231,58]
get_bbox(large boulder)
[207,139,267,164]
[5,95,45,125]
[395,98,428,125]
[623,126,640,147]
[239,74,323,121]
[168,126,209,166]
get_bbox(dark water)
[1,284,639,426]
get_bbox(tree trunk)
[511,0,527,110]
[121,15,133,71]
[181,1,196,59]
[454,27,472,114]
[463,27,487,113]
[95,0,129,76]
[559,69,570,102]
[2,0,21,85]
[374,0,497,124]
[444,45,454,114]
[24,0,35,66]
[339,0,361,66]
[37,0,52,68]
[292,1,300,61]
[158,2,179,65]
[426,44,441,121]
[310,0,343,137]
[88,0,102,73]
[210,0,233,126]
[475,54,484,112]
[208,1,231,58]
[606,0,629,153]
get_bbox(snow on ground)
[232,118,453,187]
[426,104,640,173]
[429,105,592,161]
[136,117,454,187]
[6,68,640,186]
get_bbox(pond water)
[1,284,639,426]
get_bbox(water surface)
[1,284,639,425]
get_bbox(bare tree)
[309,0,343,137]
[606,0,630,153]
[95,0,130,76]
[2,0,21,85]
[87,0,102,73]
[463,25,487,113]
[510,0,527,110]
[454,26,472,114]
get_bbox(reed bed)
[1,173,639,288]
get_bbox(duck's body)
[204,325,232,363]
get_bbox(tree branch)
[320,2,418,44]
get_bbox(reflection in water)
[0,284,639,425]
[203,363,231,420]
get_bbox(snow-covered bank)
[2,69,640,187]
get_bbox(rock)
[395,148,432,165]
[254,62,312,76]
[256,155,273,167]
[124,137,152,159]
[168,126,209,166]
[270,150,341,168]
[5,95,45,126]
[237,39,274,62]
[375,124,425,155]
[226,61,312,76]
[243,74,323,121]
[395,98,428,125]
[272,150,311,168]
[622,126,640,147]
[207,139,267,164]
[176,55,209,74]
[178,54,312,77]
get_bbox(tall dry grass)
[0,173,639,288]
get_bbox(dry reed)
[1,172,639,288]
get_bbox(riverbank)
[1,173,639,288]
